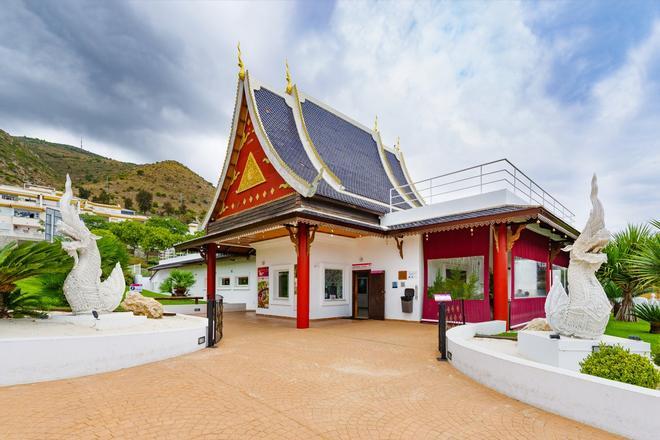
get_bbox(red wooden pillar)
[493,224,509,328]
[296,223,310,329]
[206,242,217,302]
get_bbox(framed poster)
[257,266,269,309]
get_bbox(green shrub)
[580,344,660,389]
[652,344,660,367]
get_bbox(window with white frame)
[235,275,249,287]
[324,268,344,300]
[276,270,289,299]
[514,257,547,298]
[220,277,231,287]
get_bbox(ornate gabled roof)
[203,66,422,227]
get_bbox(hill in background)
[0,129,215,222]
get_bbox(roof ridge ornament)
[237,42,245,80]
[373,115,378,132]
[285,59,293,95]
[395,136,401,152]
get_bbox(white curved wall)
[1,316,207,386]
[446,321,660,440]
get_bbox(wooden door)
[368,272,385,320]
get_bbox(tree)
[597,224,653,321]
[145,216,188,235]
[108,221,146,251]
[92,189,112,204]
[135,190,153,213]
[160,270,196,296]
[628,220,660,291]
[0,241,72,318]
[78,186,91,199]
[80,214,109,231]
[162,201,175,216]
[139,226,177,260]
[123,197,134,210]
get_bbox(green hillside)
[0,129,215,221]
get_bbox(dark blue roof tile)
[254,88,317,183]
[385,150,421,206]
[301,100,394,205]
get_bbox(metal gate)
[207,297,224,347]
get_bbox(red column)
[206,242,217,301]
[493,224,509,327]
[296,223,310,329]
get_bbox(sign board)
[257,267,269,309]
[352,263,372,270]
[129,283,143,293]
[434,293,452,302]
[398,270,408,281]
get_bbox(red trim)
[422,227,490,322]
[493,224,508,327]
[206,243,217,301]
[296,223,310,329]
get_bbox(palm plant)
[597,224,652,321]
[628,220,660,290]
[0,241,72,318]
[632,303,660,334]
[160,269,196,296]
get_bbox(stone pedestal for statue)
[48,312,147,330]
[518,330,651,372]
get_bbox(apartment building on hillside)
[0,183,148,245]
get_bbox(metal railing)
[389,159,575,224]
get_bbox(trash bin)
[401,288,415,313]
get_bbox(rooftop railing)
[389,159,575,224]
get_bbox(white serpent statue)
[59,175,125,314]
[544,174,612,339]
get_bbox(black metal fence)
[207,296,224,347]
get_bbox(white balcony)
[389,159,575,225]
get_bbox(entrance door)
[353,271,369,319]
[368,272,385,320]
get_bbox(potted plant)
[160,270,196,297]
[632,303,660,334]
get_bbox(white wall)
[253,233,424,321]
[150,256,257,310]
[446,321,660,440]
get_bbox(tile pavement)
[0,312,618,439]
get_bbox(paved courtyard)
[0,312,616,439]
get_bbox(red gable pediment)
[214,115,294,220]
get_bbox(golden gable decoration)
[236,152,267,193]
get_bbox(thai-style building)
[177,55,578,330]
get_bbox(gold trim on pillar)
[507,224,526,251]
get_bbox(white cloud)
[3,1,658,231]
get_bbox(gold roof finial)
[373,115,379,132]
[285,59,293,95]
[237,42,245,80]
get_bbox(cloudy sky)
[1,0,659,230]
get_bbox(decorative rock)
[522,318,552,331]
[121,292,164,319]
[545,174,612,339]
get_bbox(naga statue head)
[58,175,99,261]
[563,174,610,268]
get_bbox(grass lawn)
[495,317,658,346]
[605,316,659,347]
[141,289,206,305]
